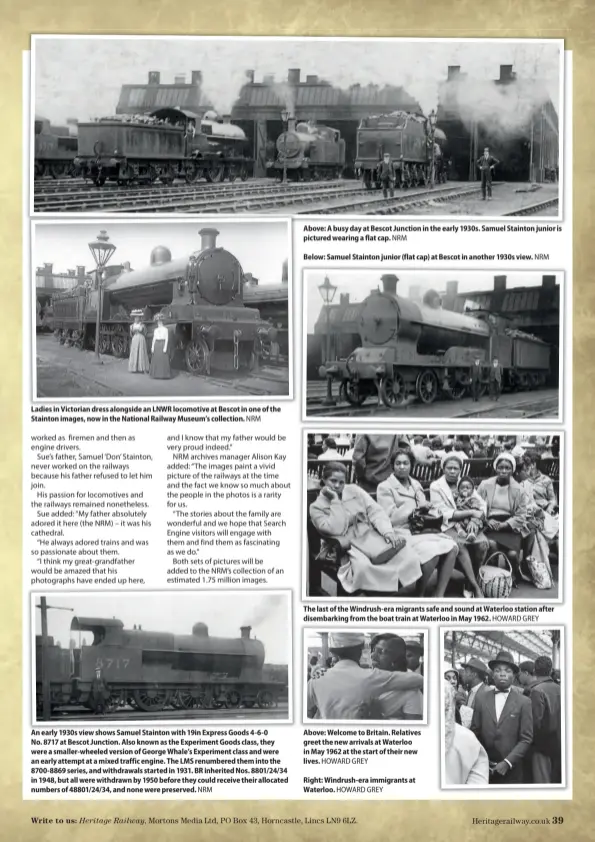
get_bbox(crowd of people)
[308,434,559,597]
[444,649,562,786]
[306,633,424,721]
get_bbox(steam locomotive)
[271,120,346,180]
[36,618,283,714]
[74,109,252,186]
[355,111,448,189]
[34,116,79,179]
[51,228,278,376]
[318,274,551,407]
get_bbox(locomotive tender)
[319,274,551,407]
[65,108,251,186]
[36,618,283,713]
[355,111,448,189]
[51,228,277,376]
[271,119,345,180]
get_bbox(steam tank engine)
[36,619,283,714]
[355,111,448,189]
[319,274,551,407]
[272,120,345,180]
[75,109,251,186]
[34,116,79,179]
[51,228,277,376]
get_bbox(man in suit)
[461,657,491,710]
[470,358,483,402]
[489,357,503,401]
[477,147,500,200]
[471,651,533,784]
[529,655,562,783]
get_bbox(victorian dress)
[149,325,172,380]
[128,322,150,373]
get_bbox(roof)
[444,630,554,661]
[233,82,420,114]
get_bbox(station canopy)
[444,629,554,663]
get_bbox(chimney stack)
[44,262,53,274]
[306,74,319,84]
[240,626,251,640]
[76,265,85,278]
[263,74,275,85]
[447,66,461,81]
[499,65,514,82]
[281,258,288,284]
[245,69,255,83]
[148,71,160,85]
[288,68,301,85]
[199,228,219,251]
[191,70,203,85]
[340,292,350,305]
[494,275,507,292]
[174,74,186,85]
[381,274,399,295]
[542,274,556,289]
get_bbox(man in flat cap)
[471,651,533,784]
[306,632,423,720]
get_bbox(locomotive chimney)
[222,114,231,123]
[148,71,160,85]
[381,274,399,295]
[240,626,251,640]
[444,280,459,311]
[288,68,300,85]
[191,70,203,85]
[199,228,219,250]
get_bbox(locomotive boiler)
[75,108,251,186]
[272,120,345,180]
[319,274,551,407]
[36,618,283,714]
[355,111,448,189]
[51,228,277,376]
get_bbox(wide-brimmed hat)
[130,309,143,317]
[488,650,519,674]
[328,632,365,649]
[460,656,490,677]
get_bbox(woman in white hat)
[306,632,423,721]
[128,311,149,374]
[430,452,486,598]
[149,314,172,380]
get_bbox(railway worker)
[470,358,483,402]
[476,147,500,201]
[90,669,110,715]
[377,153,397,199]
[306,633,424,720]
[489,357,503,400]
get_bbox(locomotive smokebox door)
[359,294,400,345]
[196,250,242,305]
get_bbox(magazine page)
[15,29,580,833]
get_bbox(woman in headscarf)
[309,462,425,595]
[128,311,150,374]
[376,450,458,598]
[149,314,172,380]
[429,453,485,598]
[476,452,530,581]
[444,680,490,786]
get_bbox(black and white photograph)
[32,37,561,218]
[33,220,290,399]
[305,270,561,420]
[304,630,426,722]
[33,591,291,723]
[305,432,561,600]
[441,629,564,787]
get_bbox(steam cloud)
[241,594,286,630]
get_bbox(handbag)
[408,506,443,534]
[478,552,513,598]
[525,532,553,589]
[349,516,406,566]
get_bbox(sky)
[34,37,561,125]
[33,592,290,664]
[305,270,562,333]
[34,221,288,285]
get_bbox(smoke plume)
[241,594,286,629]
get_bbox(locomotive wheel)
[176,691,199,710]
[379,374,406,408]
[184,162,199,184]
[145,166,157,185]
[240,166,248,182]
[256,690,275,709]
[133,688,171,712]
[446,380,467,400]
[34,162,45,179]
[226,691,242,708]
[340,380,368,406]
[416,370,438,404]
[206,165,224,183]
[160,167,175,186]
[243,700,255,708]
[227,166,237,183]
[185,338,210,375]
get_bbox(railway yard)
[33,177,559,217]
[36,334,289,399]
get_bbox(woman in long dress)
[376,450,458,598]
[128,313,150,373]
[149,316,172,380]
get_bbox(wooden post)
[40,597,51,722]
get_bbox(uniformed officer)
[306,633,423,720]
[476,147,500,200]
[377,153,397,198]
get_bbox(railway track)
[502,197,559,217]
[311,183,497,215]
[46,703,289,722]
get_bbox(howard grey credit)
[33,37,561,217]
[305,271,560,419]
[34,221,290,399]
